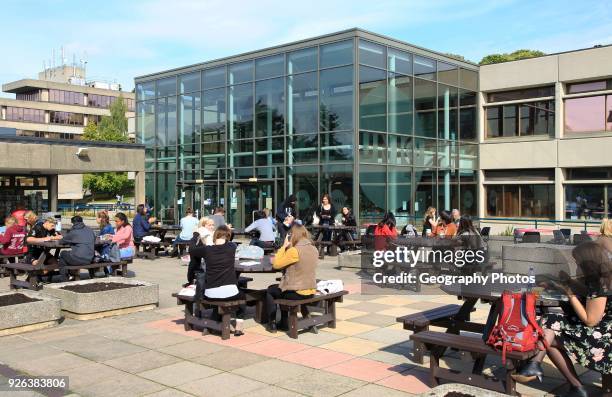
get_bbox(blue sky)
[1,0,611,94]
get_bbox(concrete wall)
[58,174,83,200]
[479,139,558,169]
[0,141,144,174]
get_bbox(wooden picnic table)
[309,224,358,257]
[234,255,276,273]
[150,224,181,240]
[29,237,106,257]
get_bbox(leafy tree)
[479,49,546,65]
[82,96,133,198]
[444,53,468,62]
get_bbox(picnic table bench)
[309,225,358,258]
[397,303,475,364]
[275,290,348,339]
[0,253,26,278]
[136,240,170,259]
[411,330,536,396]
[5,259,130,290]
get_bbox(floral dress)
[543,293,612,374]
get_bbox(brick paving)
[0,252,603,396]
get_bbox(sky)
[1,0,611,94]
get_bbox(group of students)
[0,204,138,282]
[185,220,319,334]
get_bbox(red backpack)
[485,291,547,363]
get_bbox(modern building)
[0,64,136,201]
[478,44,612,230]
[135,28,479,227]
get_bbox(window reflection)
[320,40,353,68]
[359,66,386,132]
[320,66,353,131]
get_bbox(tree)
[479,49,546,65]
[444,53,469,62]
[82,96,133,198]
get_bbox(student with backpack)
[510,241,612,397]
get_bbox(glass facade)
[136,35,478,226]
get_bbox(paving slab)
[145,389,197,397]
[64,340,148,361]
[339,383,413,397]
[177,372,267,397]
[76,372,166,397]
[10,351,93,375]
[125,331,194,349]
[232,359,315,385]
[55,362,127,390]
[349,313,398,327]
[355,327,411,345]
[156,339,226,359]
[276,370,366,397]
[191,347,268,371]
[138,361,220,387]
[103,350,182,373]
[319,336,385,356]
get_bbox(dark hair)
[213,225,232,242]
[185,207,193,215]
[287,194,297,204]
[115,212,129,227]
[572,241,612,296]
[97,211,110,227]
[378,212,396,229]
[71,215,83,224]
[439,210,452,225]
[457,217,478,235]
[321,193,331,204]
[214,207,225,214]
[137,204,146,215]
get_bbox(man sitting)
[58,216,96,281]
[245,210,276,249]
[172,207,199,257]
[25,215,62,267]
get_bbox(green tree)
[479,49,546,65]
[82,96,133,198]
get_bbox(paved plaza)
[0,251,604,397]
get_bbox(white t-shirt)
[179,215,199,240]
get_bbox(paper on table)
[239,261,260,266]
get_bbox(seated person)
[58,216,96,281]
[172,207,199,256]
[374,212,398,251]
[513,242,612,397]
[187,226,244,335]
[266,224,317,332]
[96,210,115,259]
[433,210,457,237]
[335,207,357,250]
[196,216,215,246]
[112,212,135,259]
[0,216,27,257]
[245,210,276,249]
[25,216,62,267]
[133,204,156,243]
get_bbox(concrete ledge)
[42,277,158,319]
[0,290,61,336]
[419,383,506,397]
[502,243,577,276]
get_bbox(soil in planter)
[0,293,41,307]
[60,282,143,293]
[444,393,475,397]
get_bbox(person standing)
[58,216,96,281]
[314,194,336,242]
[210,207,230,229]
[276,195,297,242]
[422,207,438,237]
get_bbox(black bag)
[194,271,206,300]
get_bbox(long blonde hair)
[289,224,312,247]
[601,219,612,238]
[198,216,213,228]
[424,207,436,221]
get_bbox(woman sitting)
[374,212,398,251]
[111,212,135,259]
[266,224,317,332]
[188,226,244,335]
[335,207,357,250]
[196,216,215,246]
[433,210,457,237]
[96,210,115,259]
[0,216,26,257]
[597,218,612,255]
[513,241,612,397]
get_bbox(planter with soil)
[0,290,61,336]
[42,277,158,320]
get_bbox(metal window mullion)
[353,35,360,224]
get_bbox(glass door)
[226,182,277,228]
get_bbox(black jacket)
[189,239,238,289]
[60,222,96,263]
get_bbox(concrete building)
[478,45,612,231]
[0,65,136,201]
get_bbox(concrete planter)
[42,277,159,320]
[419,383,506,397]
[502,243,577,277]
[0,290,61,336]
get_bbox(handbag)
[108,243,121,262]
[312,212,320,226]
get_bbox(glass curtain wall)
[136,34,477,227]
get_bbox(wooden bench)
[397,304,476,364]
[4,259,130,290]
[313,241,334,259]
[173,293,244,340]
[136,241,169,259]
[0,253,25,278]
[274,290,348,339]
[411,330,537,396]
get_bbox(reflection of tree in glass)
[320,104,341,131]
[255,99,285,136]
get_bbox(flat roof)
[3,79,135,98]
[0,135,143,149]
[135,27,479,83]
[479,43,612,67]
